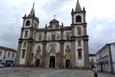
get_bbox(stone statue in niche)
[65,45,71,52]
[36,46,41,53]
[50,43,56,53]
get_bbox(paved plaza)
[0,67,115,77]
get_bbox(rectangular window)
[78,49,82,59]
[0,51,2,56]
[12,53,15,58]
[21,49,26,58]
[24,30,28,38]
[8,52,10,57]
[52,34,55,40]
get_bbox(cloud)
[0,0,115,53]
[88,16,115,52]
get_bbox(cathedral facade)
[16,0,89,68]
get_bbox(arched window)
[23,42,26,48]
[66,34,70,40]
[24,30,28,38]
[77,27,81,35]
[57,33,60,40]
[66,32,71,40]
[26,20,30,26]
[39,34,42,41]
[21,49,26,58]
[76,15,81,22]
[78,49,82,59]
[65,45,71,52]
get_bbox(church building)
[16,0,89,68]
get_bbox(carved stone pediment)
[34,54,41,59]
[64,54,71,59]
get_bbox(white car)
[0,63,4,68]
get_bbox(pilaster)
[108,45,114,73]
[60,41,64,68]
[25,40,33,67]
[71,39,76,67]
[42,42,47,67]
[83,36,89,68]
[16,40,22,66]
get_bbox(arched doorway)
[49,56,55,68]
[35,59,40,67]
[66,60,71,68]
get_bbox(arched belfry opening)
[49,56,55,68]
[76,15,81,22]
[26,20,30,26]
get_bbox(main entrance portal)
[35,59,40,67]
[66,60,71,68]
[49,56,55,68]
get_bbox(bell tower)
[71,0,89,68]
[16,4,39,66]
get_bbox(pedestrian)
[93,67,98,77]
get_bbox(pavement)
[0,67,115,77]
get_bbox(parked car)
[0,63,4,68]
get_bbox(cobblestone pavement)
[0,67,115,77]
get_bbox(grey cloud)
[0,1,21,49]
[0,0,115,54]
[88,17,115,53]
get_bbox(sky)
[0,0,115,53]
